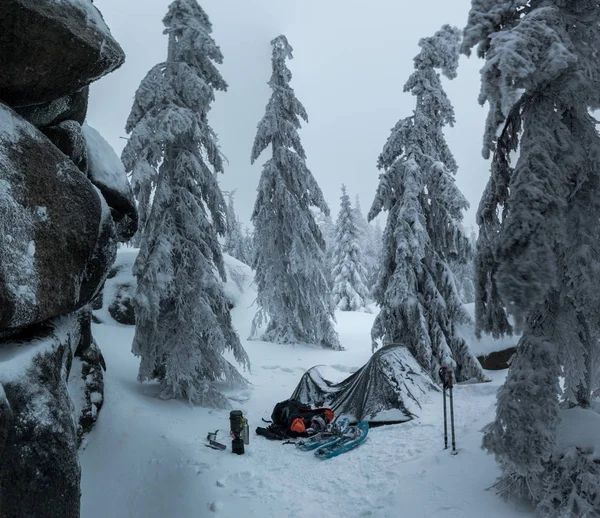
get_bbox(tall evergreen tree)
[354,195,381,292]
[464,2,600,514]
[122,0,249,408]
[250,35,340,349]
[332,185,370,311]
[223,189,238,238]
[241,226,254,267]
[121,60,162,248]
[368,25,485,383]
[450,230,476,304]
[128,158,157,247]
[313,207,336,287]
[223,190,250,265]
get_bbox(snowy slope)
[80,255,530,518]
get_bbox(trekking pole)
[439,367,448,449]
[448,370,457,455]
[442,382,448,449]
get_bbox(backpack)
[256,399,334,440]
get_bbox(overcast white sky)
[88,0,487,231]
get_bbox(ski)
[314,421,369,459]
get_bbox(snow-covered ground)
[80,256,531,518]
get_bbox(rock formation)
[477,347,517,371]
[0,1,133,516]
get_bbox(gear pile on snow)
[296,418,370,459]
[291,344,439,424]
[256,399,335,440]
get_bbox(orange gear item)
[290,417,306,434]
[324,409,334,422]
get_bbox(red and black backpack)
[256,399,334,440]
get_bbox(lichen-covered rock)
[0,385,12,455]
[82,124,138,241]
[0,314,82,518]
[69,309,106,444]
[0,103,116,332]
[108,283,136,325]
[42,120,88,173]
[0,0,125,107]
[90,288,104,311]
[15,87,89,129]
[74,339,105,443]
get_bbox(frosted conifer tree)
[121,58,164,247]
[250,35,340,349]
[241,226,254,267]
[369,25,486,383]
[123,0,249,408]
[450,230,476,304]
[129,158,157,247]
[354,195,381,291]
[223,191,249,265]
[313,207,336,287]
[464,2,600,514]
[332,185,370,311]
[223,190,238,237]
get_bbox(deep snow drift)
[80,253,535,518]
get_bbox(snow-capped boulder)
[98,252,249,325]
[477,347,517,370]
[0,314,82,518]
[15,87,89,129]
[0,0,124,107]
[456,303,520,371]
[83,124,138,241]
[291,344,439,424]
[0,103,116,332]
[108,283,136,325]
[96,249,138,325]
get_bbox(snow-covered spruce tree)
[353,195,381,292]
[223,190,250,265]
[331,185,370,311]
[250,35,340,349]
[368,25,486,383]
[312,207,336,287]
[241,226,254,267]
[463,1,600,514]
[450,230,476,304]
[128,158,157,247]
[123,0,249,408]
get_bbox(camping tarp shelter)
[290,344,439,425]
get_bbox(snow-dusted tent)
[291,344,439,425]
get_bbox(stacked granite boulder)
[0,1,135,517]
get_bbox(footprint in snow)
[209,501,222,512]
